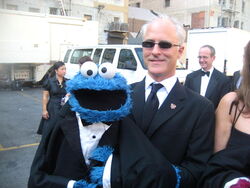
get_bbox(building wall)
[128,0,250,32]
[128,18,146,32]
[94,0,129,44]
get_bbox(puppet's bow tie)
[81,119,112,126]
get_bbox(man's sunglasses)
[142,41,180,49]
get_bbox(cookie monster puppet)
[28,61,180,188]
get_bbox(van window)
[70,49,93,64]
[118,49,137,70]
[93,48,103,64]
[135,48,146,69]
[63,49,71,63]
[101,49,116,63]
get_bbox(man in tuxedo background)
[184,45,231,109]
[130,16,215,187]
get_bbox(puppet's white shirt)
[67,112,112,188]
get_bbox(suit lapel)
[131,79,146,128]
[60,113,84,160]
[194,70,202,93]
[146,81,186,137]
[98,121,119,148]
[205,70,218,98]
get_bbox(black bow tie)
[201,71,210,77]
[81,119,113,126]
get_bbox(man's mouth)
[149,59,165,63]
[73,89,127,111]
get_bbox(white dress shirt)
[236,76,242,89]
[67,113,112,188]
[200,67,214,96]
[145,74,177,108]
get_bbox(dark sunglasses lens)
[158,41,172,49]
[142,41,154,48]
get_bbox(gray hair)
[200,45,216,56]
[141,14,186,45]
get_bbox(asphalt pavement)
[0,87,43,188]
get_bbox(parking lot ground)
[0,88,42,188]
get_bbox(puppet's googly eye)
[80,61,98,78]
[98,62,116,79]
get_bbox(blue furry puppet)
[28,61,180,188]
[66,61,132,124]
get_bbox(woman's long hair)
[237,40,250,113]
[49,61,65,77]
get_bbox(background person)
[129,15,215,187]
[37,61,68,135]
[184,45,231,109]
[78,56,92,67]
[231,70,242,91]
[198,40,250,188]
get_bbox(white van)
[63,45,147,84]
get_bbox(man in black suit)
[184,45,231,109]
[130,16,215,187]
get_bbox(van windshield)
[70,49,93,64]
[63,49,71,63]
[135,48,146,69]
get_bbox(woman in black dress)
[199,40,250,187]
[37,61,68,135]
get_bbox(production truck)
[0,9,98,89]
[185,27,250,78]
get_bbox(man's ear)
[178,46,185,58]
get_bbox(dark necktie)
[142,83,163,132]
[201,71,210,77]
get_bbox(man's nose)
[199,57,205,62]
[151,44,161,54]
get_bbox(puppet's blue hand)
[73,179,97,188]
[73,146,114,188]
